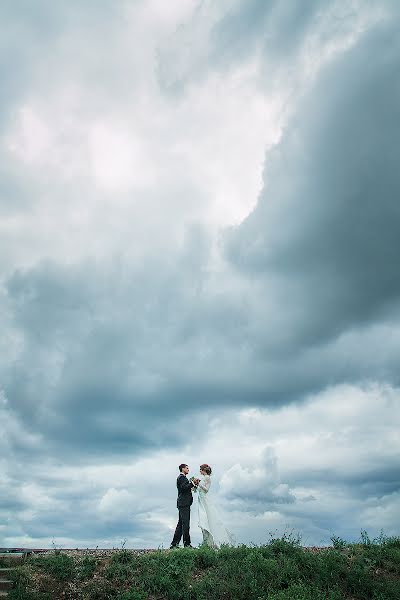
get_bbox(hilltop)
[6,534,400,599]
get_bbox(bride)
[195,463,234,548]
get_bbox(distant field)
[6,534,400,599]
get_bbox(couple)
[170,463,234,549]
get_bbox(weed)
[81,576,117,599]
[360,530,372,546]
[9,565,52,600]
[112,549,137,565]
[267,582,343,599]
[115,591,147,600]
[331,534,347,550]
[33,552,75,580]
[194,544,218,569]
[76,555,98,580]
[11,534,400,599]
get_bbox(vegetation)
[9,532,400,600]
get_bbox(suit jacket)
[176,473,194,508]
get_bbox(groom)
[170,463,198,549]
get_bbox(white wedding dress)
[197,474,235,548]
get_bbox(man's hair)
[179,463,188,472]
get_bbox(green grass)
[8,533,400,600]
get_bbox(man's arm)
[178,475,194,493]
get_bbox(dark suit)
[171,473,194,547]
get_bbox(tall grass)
[9,532,400,600]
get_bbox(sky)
[1,0,400,550]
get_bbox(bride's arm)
[198,476,211,493]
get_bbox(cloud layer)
[1,0,399,548]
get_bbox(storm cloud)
[1,0,399,548]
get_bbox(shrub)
[194,544,217,569]
[81,577,117,599]
[76,555,98,580]
[331,534,347,549]
[9,566,52,600]
[33,553,75,580]
[111,550,137,565]
[267,582,342,600]
[115,591,147,600]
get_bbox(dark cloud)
[159,0,322,93]
[3,256,199,453]
[225,20,400,353]
[211,0,323,67]
[156,0,390,95]
[0,251,311,465]
[288,463,400,501]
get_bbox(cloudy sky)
[1,0,400,550]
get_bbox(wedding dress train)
[197,474,234,548]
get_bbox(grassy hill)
[7,533,400,600]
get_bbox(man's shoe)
[184,544,194,549]
[170,544,179,549]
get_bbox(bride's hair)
[200,463,212,475]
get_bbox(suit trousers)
[171,505,191,546]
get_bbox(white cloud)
[6,107,52,164]
[98,488,134,519]
[89,121,153,191]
